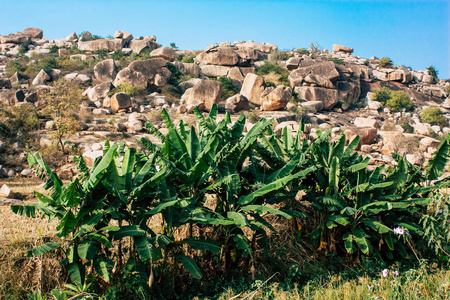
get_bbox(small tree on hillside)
[40,79,83,153]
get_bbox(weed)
[328,57,345,65]
[421,107,447,128]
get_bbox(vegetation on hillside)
[7,105,450,299]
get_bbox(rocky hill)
[0,27,449,181]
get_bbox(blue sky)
[1,0,449,78]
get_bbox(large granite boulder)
[114,68,148,87]
[84,81,114,101]
[0,33,30,44]
[94,59,118,82]
[289,60,340,88]
[114,59,171,87]
[200,65,231,77]
[32,69,51,85]
[196,47,239,66]
[336,78,361,104]
[183,79,222,111]
[114,31,133,42]
[240,73,265,106]
[225,94,249,112]
[0,89,25,105]
[332,44,353,54]
[234,41,277,54]
[173,62,201,77]
[78,39,125,52]
[260,86,292,111]
[129,40,160,54]
[22,27,44,39]
[294,86,338,110]
[150,46,176,62]
[344,127,378,147]
[110,92,131,112]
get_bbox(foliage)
[39,79,84,152]
[378,57,393,67]
[401,121,414,134]
[111,49,125,61]
[49,45,59,54]
[372,88,413,112]
[181,55,196,63]
[295,48,309,55]
[109,82,145,97]
[328,57,345,65]
[215,76,238,100]
[421,192,450,257]
[444,85,450,97]
[426,65,439,79]
[420,107,447,128]
[308,43,321,59]
[269,50,294,62]
[255,62,289,86]
[92,49,108,60]
[17,41,30,55]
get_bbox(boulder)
[294,86,339,110]
[197,47,239,66]
[354,117,381,129]
[150,46,176,61]
[32,69,51,85]
[94,59,118,82]
[336,78,361,104]
[84,81,114,101]
[114,31,133,42]
[227,67,245,80]
[0,184,14,198]
[260,86,292,111]
[65,32,78,42]
[183,79,222,111]
[332,44,353,54]
[288,60,340,87]
[83,150,104,167]
[419,137,441,152]
[173,62,201,77]
[234,41,277,54]
[423,86,445,98]
[78,39,125,52]
[129,40,159,54]
[286,57,302,70]
[22,27,44,39]
[200,65,231,77]
[0,78,11,89]
[300,101,324,112]
[128,58,168,81]
[110,92,132,112]
[0,89,25,105]
[303,74,334,89]
[240,73,265,106]
[0,33,30,44]
[114,68,148,87]
[344,127,378,147]
[79,31,92,41]
[225,94,249,112]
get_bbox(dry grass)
[0,178,62,299]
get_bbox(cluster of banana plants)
[12,104,450,291]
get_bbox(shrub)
[401,121,414,133]
[308,42,321,58]
[109,82,145,97]
[295,48,309,55]
[265,81,276,88]
[216,76,238,100]
[426,65,439,79]
[49,45,59,54]
[111,49,125,61]
[328,57,345,65]
[255,62,289,86]
[181,55,195,63]
[92,49,108,60]
[372,88,413,112]
[386,90,414,112]
[378,57,393,67]
[420,107,447,127]
[269,50,293,62]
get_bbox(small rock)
[0,184,14,198]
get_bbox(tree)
[170,42,178,50]
[426,65,439,79]
[40,79,83,153]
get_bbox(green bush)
[109,82,145,96]
[372,88,413,112]
[111,49,125,61]
[386,90,414,112]
[216,76,238,100]
[426,65,439,79]
[49,45,59,54]
[401,121,414,133]
[181,55,195,63]
[378,57,393,67]
[445,85,450,96]
[255,62,290,86]
[295,48,309,55]
[420,107,447,127]
[328,57,345,65]
[92,49,108,60]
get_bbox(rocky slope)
[0,27,449,183]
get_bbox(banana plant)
[304,130,450,260]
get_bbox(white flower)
[393,227,404,235]
[382,269,389,278]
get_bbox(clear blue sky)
[1,0,449,78]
